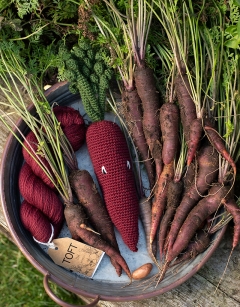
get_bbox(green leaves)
[224,36,240,48]
[0,0,82,87]
[234,0,240,6]
[224,18,240,48]
[224,119,234,138]
[14,0,39,19]
[0,17,22,31]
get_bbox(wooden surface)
[0,108,240,307]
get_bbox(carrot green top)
[57,39,113,122]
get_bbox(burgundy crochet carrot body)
[86,120,139,252]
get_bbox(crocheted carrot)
[59,39,140,252]
[86,120,139,252]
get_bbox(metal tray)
[0,81,227,306]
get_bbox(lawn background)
[0,233,83,307]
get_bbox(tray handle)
[43,273,100,307]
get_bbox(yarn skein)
[22,106,86,189]
[19,106,86,243]
[53,106,86,152]
[19,163,64,227]
[22,131,55,189]
[20,200,62,242]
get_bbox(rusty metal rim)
[0,81,228,302]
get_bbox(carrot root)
[204,126,236,178]
[160,102,180,165]
[167,143,219,249]
[187,118,203,166]
[223,198,240,249]
[134,66,162,179]
[183,163,196,194]
[69,169,120,251]
[139,197,157,261]
[121,88,155,189]
[174,73,197,143]
[158,180,183,260]
[170,230,210,267]
[64,202,131,279]
[167,184,230,263]
[69,169,123,276]
[150,161,174,244]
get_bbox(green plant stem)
[0,23,50,41]
[86,0,135,90]
[126,0,153,66]
[0,48,74,203]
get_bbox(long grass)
[0,233,83,307]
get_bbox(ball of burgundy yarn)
[18,163,64,227]
[22,131,55,189]
[53,106,86,151]
[20,200,51,242]
[20,200,61,243]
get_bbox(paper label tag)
[48,238,105,278]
